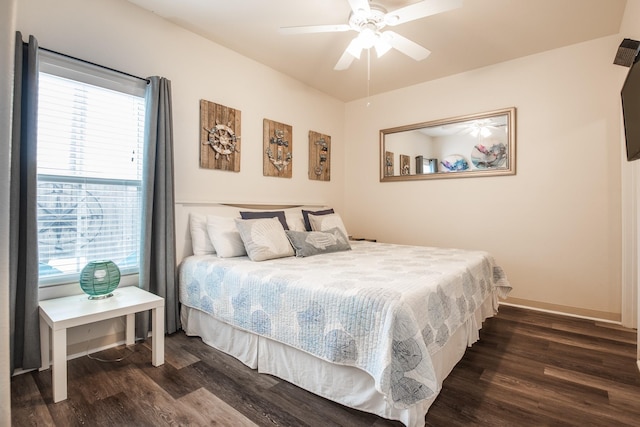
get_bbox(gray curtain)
[137,76,179,339]
[9,32,40,374]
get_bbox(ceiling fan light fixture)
[357,27,378,49]
[470,128,491,138]
[468,122,493,138]
[374,40,392,57]
[346,38,363,59]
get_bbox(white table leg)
[51,328,67,402]
[125,313,135,346]
[39,314,50,371]
[151,306,164,366]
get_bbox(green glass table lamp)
[79,260,121,300]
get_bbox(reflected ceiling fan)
[279,0,463,70]
[441,118,507,137]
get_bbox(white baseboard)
[499,301,622,325]
[67,337,127,362]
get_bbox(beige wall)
[344,35,628,319]
[1,0,17,423]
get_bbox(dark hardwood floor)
[11,305,640,426]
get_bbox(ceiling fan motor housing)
[349,4,388,33]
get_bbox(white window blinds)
[37,53,147,286]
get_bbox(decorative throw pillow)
[190,213,215,256]
[285,228,351,257]
[240,210,289,230]
[284,210,306,232]
[308,212,349,238]
[206,215,247,258]
[234,217,294,261]
[302,208,334,231]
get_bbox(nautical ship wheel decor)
[37,183,104,253]
[205,122,238,160]
[308,130,331,181]
[263,119,293,178]
[200,99,241,172]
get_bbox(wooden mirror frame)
[380,107,516,181]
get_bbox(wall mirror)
[380,107,516,181]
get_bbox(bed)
[175,203,512,427]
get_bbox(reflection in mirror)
[380,107,516,181]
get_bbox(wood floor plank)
[144,333,201,370]
[66,352,135,405]
[135,355,207,400]
[187,359,312,427]
[432,374,561,427]
[552,321,637,345]
[76,391,151,426]
[178,387,259,426]
[11,305,640,426]
[9,372,56,427]
[479,370,624,426]
[544,365,640,409]
[114,363,205,425]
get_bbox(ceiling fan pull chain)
[366,48,371,107]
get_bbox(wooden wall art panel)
[200,99,241,172]
[308,131,331,181]
[385,151,394,176]
[400,154,410,175]
[263,119,292,178]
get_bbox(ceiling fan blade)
[334,39,362,70]
[385,0,463,26]
[347,0,371,15]
[279,24,351,35]
[334,51,357,71]
[381,31,431,61]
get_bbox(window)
[37,51,147,286]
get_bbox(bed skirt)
[181,292,497,427]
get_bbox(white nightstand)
[38,286,165,403]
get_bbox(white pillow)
[308,212,349,238]
[190,213,215,256]
[206,215,247,258]
[284,210,306,232]
[234,218,294,261]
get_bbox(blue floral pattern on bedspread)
[179,241,512,409]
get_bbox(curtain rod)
[39,46,150,84]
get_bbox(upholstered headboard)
[174,202,328,264]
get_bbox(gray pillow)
[240,210,289,230]
[285,228,351,257]
[234,217,294,261]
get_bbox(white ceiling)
[126,0,627,102]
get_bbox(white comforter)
[179,241,511,409]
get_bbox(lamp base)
[87,292,114,300]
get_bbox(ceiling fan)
[279,0,463,70]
